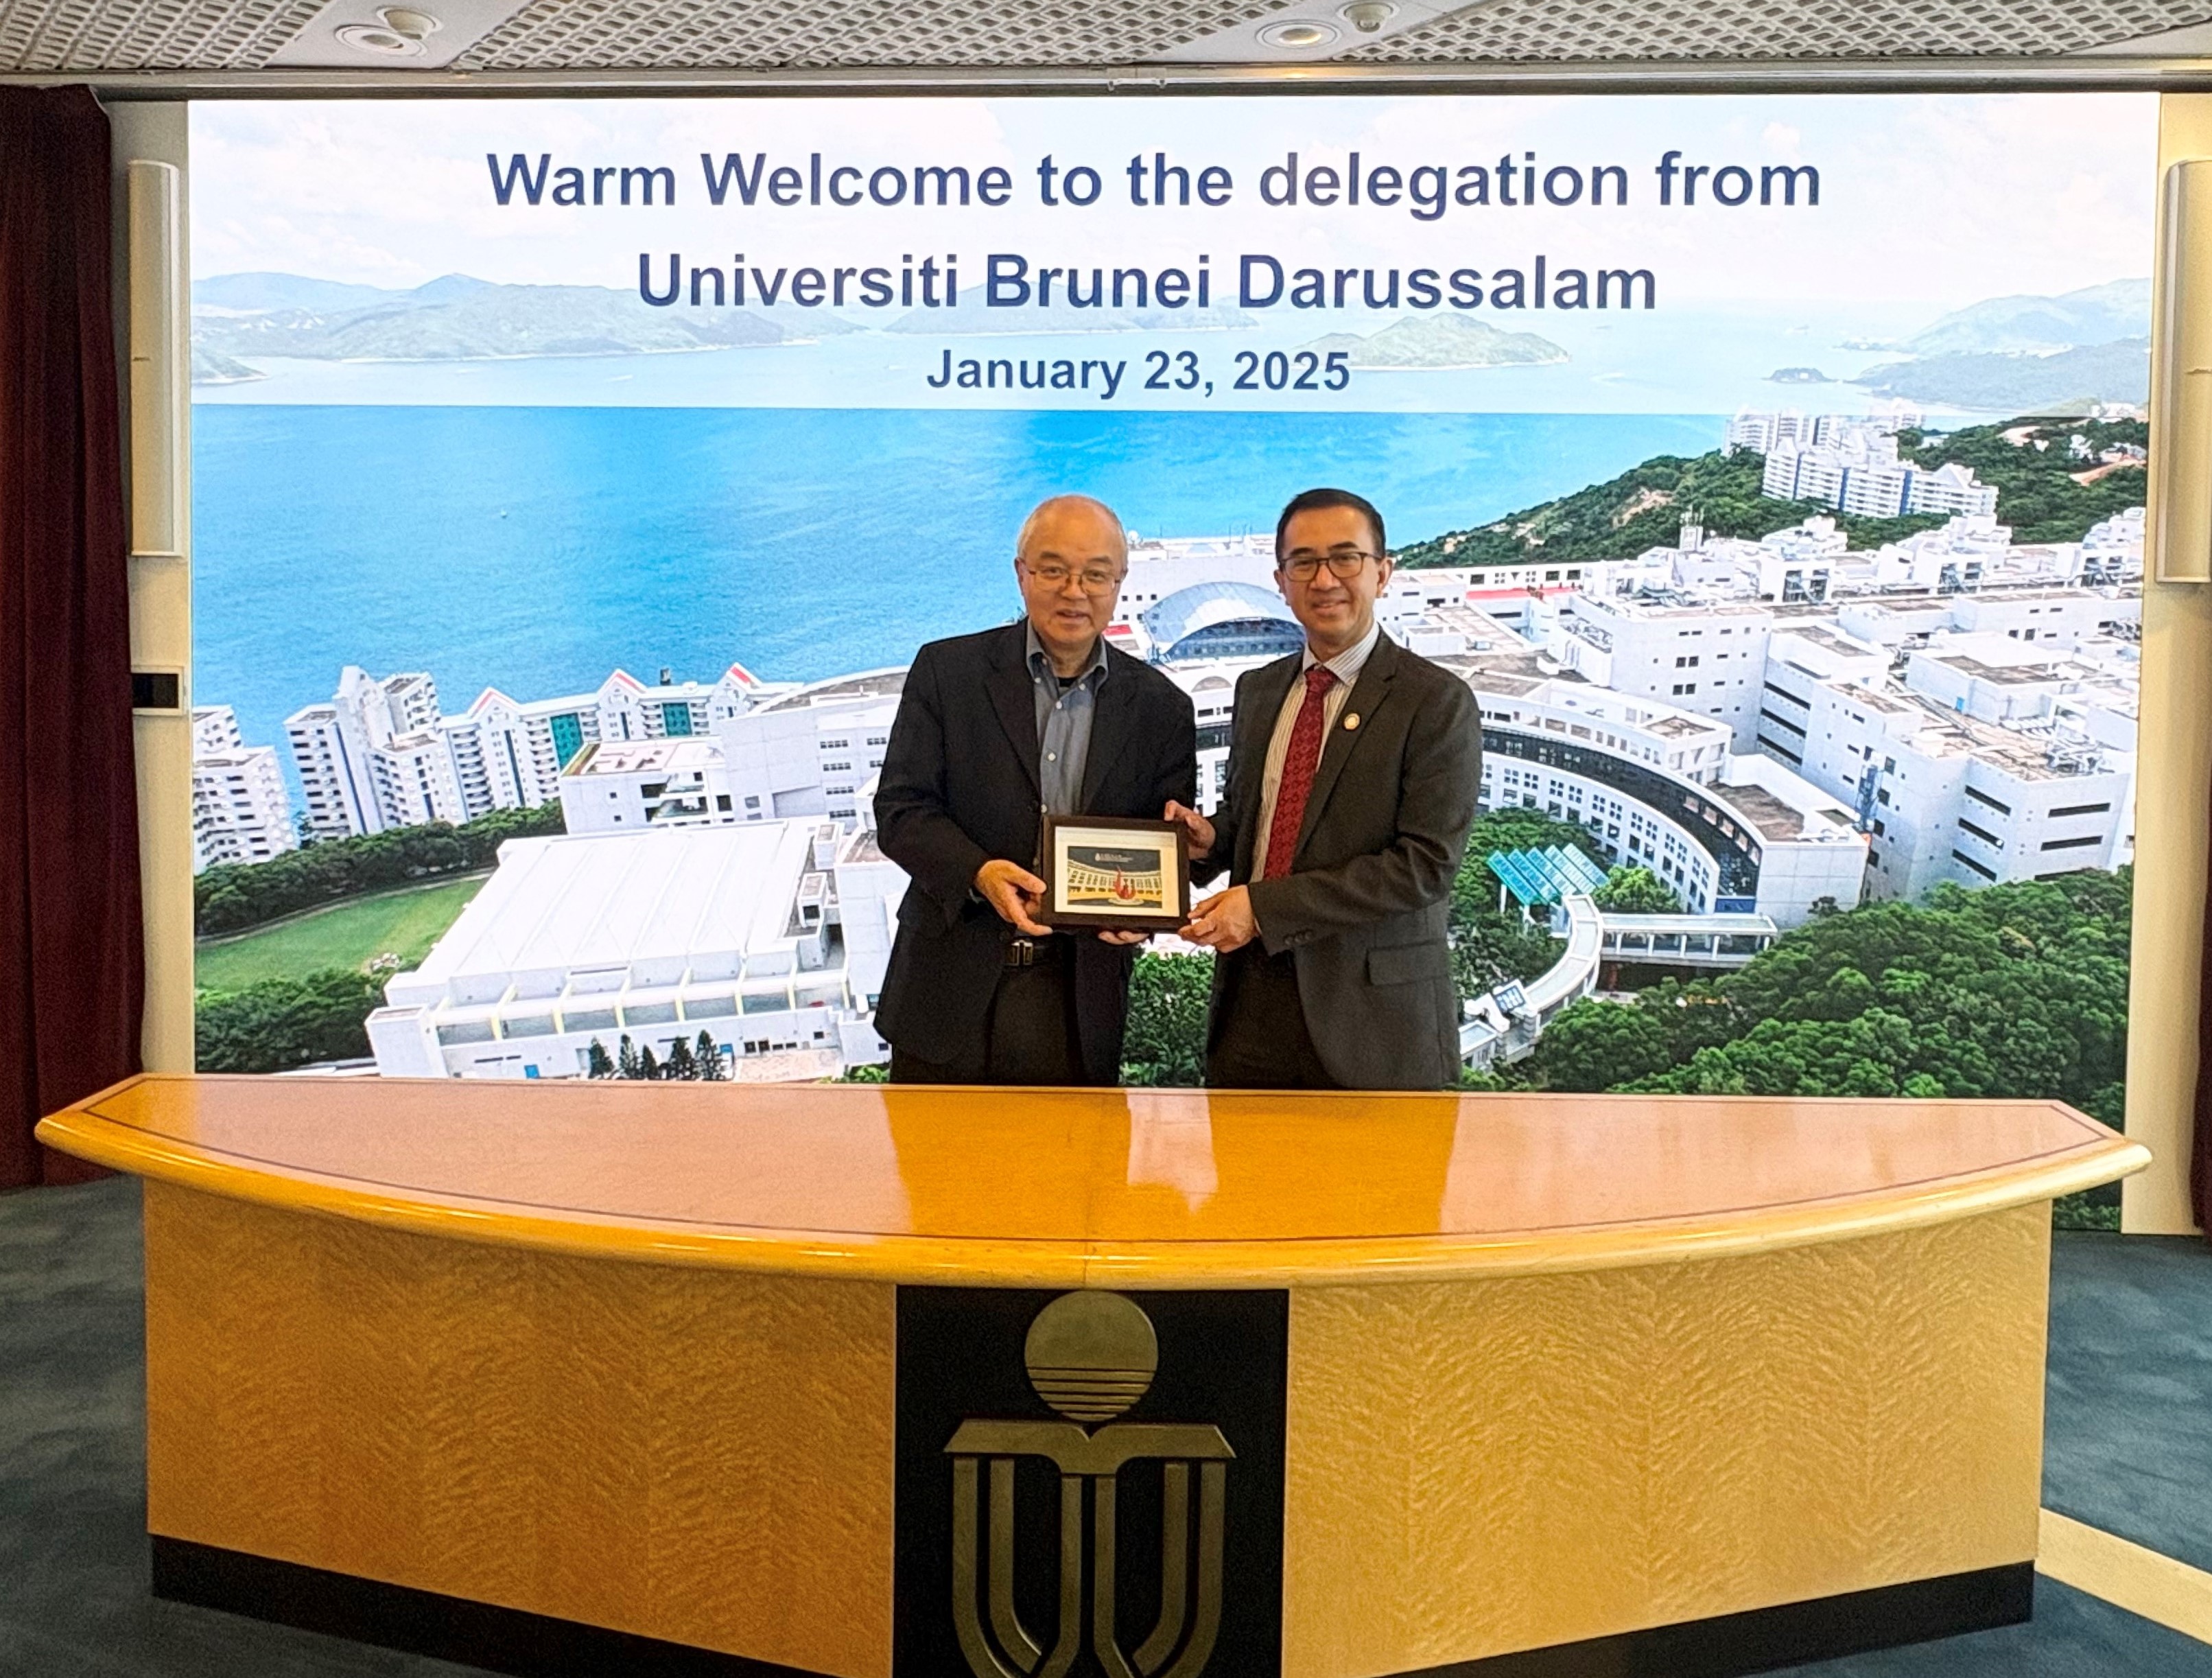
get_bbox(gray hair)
[1015,494,1128,562]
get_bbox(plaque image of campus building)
[1065,846,1167,909]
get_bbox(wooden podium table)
[40,1075,2144,1678]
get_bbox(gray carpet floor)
[0,1178,479,1677]
[2043,1231,2212,1579]
[3,1178,2207,1677]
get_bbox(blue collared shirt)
[1026,623,1109,816]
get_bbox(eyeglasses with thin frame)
[1281,548,1380,581]
[1022,559,1125,594]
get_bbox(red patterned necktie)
[1263,666,1337,882]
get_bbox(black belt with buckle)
[1005,935,1062,968]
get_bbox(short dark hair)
[1275,487,1385,561]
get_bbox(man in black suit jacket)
[1169,489,1481,1091]
[873,496,1197,1085]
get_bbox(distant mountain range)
[188,270,863,376]
[1300,314,1568,370]
[1901,279,2150,358]
[1848,279,2151,411]
[1856,338,2150,410]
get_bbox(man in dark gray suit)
[1168,488,1481,1091]
[874,495,1197,1086]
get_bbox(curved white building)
[1452,655,1866,924]
[1140,581,1307,665]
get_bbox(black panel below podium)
[150,1537,813,1678]
[152,1527,2034,1678]
[1408,1563,2037,1678]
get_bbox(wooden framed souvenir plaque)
[1037,814,1192,933]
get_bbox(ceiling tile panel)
[1350,0,2212,59]
[454,0,1289,69]
[4,0,2210,74]
[0,0,324,68]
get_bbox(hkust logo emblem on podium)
[945,1291,1234,1678]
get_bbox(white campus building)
[1526,487,2145,907]
[286,666,465,840]
[190,706,295,872]
[1729,404,1996,522]
[1114,532,1279,623]
[1544,589,1781,753]
[1578,512,2131,613]
[440,688,595,814]
[287,663,768,839]
[1111,530,1585,657]
[558,738,736,833]
[368,819,907,1082]
[1548,515,2142,756]
[1724,404,1924,458]
[1759,634,2136,899]
[554,669,905,835]
[711,671,902,826]
[1452,653,1866,924]
[1761,434,1998,522]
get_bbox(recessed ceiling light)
[1258,19,1339,47]
[334,23,420,52]
[275,0,521,67]
[336,5,441,55]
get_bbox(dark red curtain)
[0,86,142,1189]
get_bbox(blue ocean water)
[192,404,1723,757]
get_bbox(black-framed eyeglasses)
[1282,549,1378,581]
[1020,559,1125,594]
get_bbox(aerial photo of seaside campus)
[190,283,2149,1245]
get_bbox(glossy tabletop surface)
[40,1075,2146,1285]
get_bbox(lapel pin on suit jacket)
[1343,712,1361,730]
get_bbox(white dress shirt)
[1251,620,1381,884]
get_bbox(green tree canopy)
[1521,997,1676,1093]
[1393,416,2144,572]
[1396,447,1942,570]
[1522,870,2134,1110]
[1592,865,1683,915]
[696,1030,727,1080]
[195,968,386,1073]
[196,802,565,937]
[1898,417,2148,546]
[1120,951,1214,1087]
